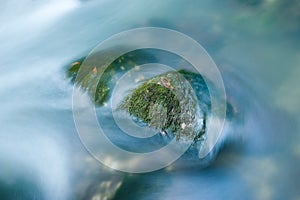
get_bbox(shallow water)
[1,0,300,199]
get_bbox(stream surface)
[1,0,300,199]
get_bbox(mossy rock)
[118,70,209,142]
[66,49,157,106]
[66,49,217,143]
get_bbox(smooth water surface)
[1,0,300,199]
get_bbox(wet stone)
[118,70,210,143]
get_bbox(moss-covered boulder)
[118,70,209,142]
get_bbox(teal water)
[1,0,300,199]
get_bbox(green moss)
[119,82,181,132]
[66,59,84,83]
[65,49,157,106]
[118,71,206,141]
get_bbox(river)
[1,0,300,199]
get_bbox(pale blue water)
[1,0,300,199]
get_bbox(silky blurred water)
[1,0,300,199]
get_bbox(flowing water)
[1,0,300,199]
